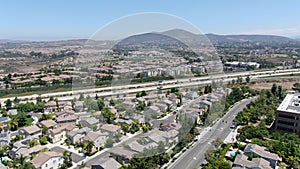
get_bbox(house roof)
[160,122,182,131]
[244,144,282,161]
[92,158,122,169]
[56,110,75,117]
[146,106,160,112]
[44,101,56,107]
[199,100,212,106]
[234,154,272,169]
[68,127,92,137]
[56,115,78,123]
[31,151,62,168]
[83,131,108,142]
[100,124,121,133]
[128,141,145,153]
[49,124,76,135]
[80,117,98,125]
[148,131,166,143]
[18,145,46,157]
[39,120,57,128]
[110,147,136,160]
[163,129,179,139]
[20,125,41,134]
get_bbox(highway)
[168,97,258,169]
[0,68,299,103]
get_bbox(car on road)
[230,122,237,129]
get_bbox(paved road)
[168,97,257,169]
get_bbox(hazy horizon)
[2,0,300,41]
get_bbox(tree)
[60,150,72,169]
[79,94,84,101]
[246,75,250,83]
[39,136,48,145]
[97,99,105,110]
[5,99,12,110]
[271,83,277,95]
[212,138,223,148]
[237,76,243,84]
[109,99,115,106]
[9,119,18,131]
[141,90,147,97]
[28,139,38,147]
[204,85,212,94]
[42,126,48,135]
[36,96,42,103]
[83,141,94,155]
[102,107,116,123]
[105,138,115,148]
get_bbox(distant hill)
[112,32,188,52]
[205,33,293,44]
[161,29,295,45]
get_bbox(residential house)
[128,141,157,153]
[199,100,212,109]
[153,103,168,112]
[160,122,182,131]
[100,124,121,136]
[44,101,57,113]
[244,144,282,167]
[159,99,175,110]
[18,145,46,159]
[68,127,92,144]
[162,129,179,144]
[56,110,75,117]
[30,151,63,169]
[79,117,99,128]
[38,120,57,130]
[109,147,136,164]
[74,101,84,112]
[91,158,122,169]
[48,124,76,143]
[206,94,219,103]
[9,141,28,158]
[144,106,161,117]
[57,101,73,110]
[82,131,109,150]
[0,131,10,147]
[19,125,41,137]
[55,115,77,124]
[185,91,199,100]
[147,131,166,143]
[233,153,272,169]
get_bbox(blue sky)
[1,0,300,40]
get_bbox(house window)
[53,160,56,163]
[45,164,48,167]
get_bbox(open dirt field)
[249,78,300,90]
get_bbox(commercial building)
[275,93,300,135]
